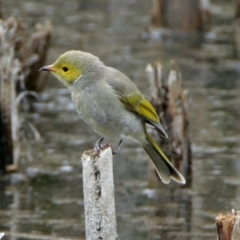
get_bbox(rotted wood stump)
[0,17,51,173]
[146,62,192,187]
[216,210,240,240]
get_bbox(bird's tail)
[141,132,185,184]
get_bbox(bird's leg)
[112,138,124,155]
[94,137,124,155]
[94,137,105,152]
[94,137,113,156]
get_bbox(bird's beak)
[39,65,54,72]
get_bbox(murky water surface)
[1,0,240,239]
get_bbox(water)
[1,0,240,239]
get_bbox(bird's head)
[39,50,98,86]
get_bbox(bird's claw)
[94,137,123,155]
[94,137,114,155]
[94,137,104,153]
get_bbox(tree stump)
[0,19,22,173]
[150,0,211,45]
[151,0,211,31]
[146,62,192,187]
[216,210,240,240]
[0,17,51,173]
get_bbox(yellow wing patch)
[121,94,159,123]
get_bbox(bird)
[39,50,185,184]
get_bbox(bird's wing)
[105,67,168,138]
[120,94,168,138]
[120,93,159,123]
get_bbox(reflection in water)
[1,0,240,239]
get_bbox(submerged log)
[146,62,192,187]
[0,18,51,173]
[81,147,118,240]
[216,210,240,240]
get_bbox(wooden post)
[81,147,118,240]
[216,210,240,240]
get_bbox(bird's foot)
[111,139,123,155]
[94,137,124,155]
[94,137,113,154]
[94,137,104,153]
[115,138,123,153]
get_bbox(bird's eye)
[62,66,69,72]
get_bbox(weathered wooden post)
[81,147,118,240]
